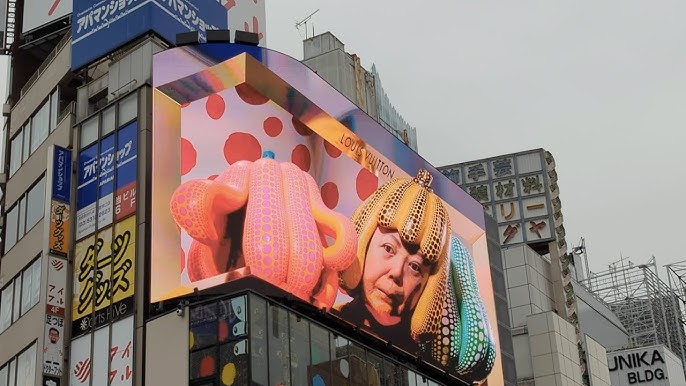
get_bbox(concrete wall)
[584,335,611,386]
[527,311,584,386]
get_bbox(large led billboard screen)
[151,44,503,384]
[71,0,227,70]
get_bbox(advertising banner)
[151,45,503,384]
[69,334,92,386]
[52,146,72,202]
[46,255,67,317]
[22,0,72,33]
[76,122,138,240]
[71,0,228,70]
[43,314,65,377]
[1,0,17,54]
[223,0,266,46]
[48,200,70,256]
[71,216,136,336]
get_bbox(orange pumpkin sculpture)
[170,156,358,309]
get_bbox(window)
[50,89,59,133]
[8,88,63,176]
[80,115,99,148]
[4,205,19,252]
[25,178,46,231]
[0,256,42,333]
[0,285,13,332]
[4,175,46,253]
[20,258,41,316]
[9,135,22,176]
[118,93,137,125]
[0,343,37,386]
[102,105,116,136]
[30,102,49,154]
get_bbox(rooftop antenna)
[295,9,320,39]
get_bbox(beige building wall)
[584,335,611,386]
[527,311,584,386]
[145,307,189,385]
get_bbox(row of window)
[0,342,37,386]
[9,89,61,176]
[80,92,137,149]
[4,175,46,253]
[0,257,41,334]
[189,294,446,386]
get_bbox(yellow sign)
[71,216,136,334]
[49,200,70,256]
[112,216,136,304]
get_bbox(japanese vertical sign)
[76,122,138,240]
[68,316,134,386]
[72,216,136,336]
[71,120,139,386]
[43,146,73,385]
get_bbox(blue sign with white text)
[77,143,98,211]
[116,121,138,189]
[52,146,72,203]
[71,0,228,70]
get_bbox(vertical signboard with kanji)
[438,149,556,250]
[43,146,73,386]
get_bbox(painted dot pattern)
[206,93,226,120]
[181,138,197,175]
[263,116,283,137]
[320,182,339,209]
[224,132,262,164]
[291,144,311,172]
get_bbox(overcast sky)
[1,2,683,276]
[266,1,686,275]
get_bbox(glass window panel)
[332,337,350,386]
[7,360,15,386]
[366,351,383,386]
[18,197,25,239]
[17,343,37,386]
[0,365,7,386]
[309,323,332,386]
[50,89,59,132]
[416,373,429,386]
[190,304,218,350]
[80,116,99,148]
[0,284,13,332]
[348,342,367,386]
[102,105,116,136]
[22,125,30,162]
[118,93,137,125]
[4,205,19,252]
[219,341,249,386]
[383,359,402,386]
[31,258,41,309]
[26,176,46,231]
[21,268,32,315]
[218,296,247,343]
[249,295,268,386]
[267,305,290,386]
[30,102,49,154]
[407,370,418,386]
[13,276,21,322]
[9,133,22,176]
[189,347,217,380]
[288,313,310,386]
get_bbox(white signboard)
[608,345,686,386]
[46,256,67,317]
[69,334,92,386]
[22,0,72,33]
[43,315,64,376]
[222,0,266,46]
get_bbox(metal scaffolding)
[579,256,686,368]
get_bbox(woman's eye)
[383,244,394,254]
[409,262,421,273]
